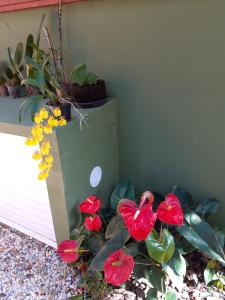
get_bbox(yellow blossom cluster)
[25,107,67,180]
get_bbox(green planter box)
[0,98,119,246]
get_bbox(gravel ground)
[0,223,79,300]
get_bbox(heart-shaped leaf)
[110,180,135,209]
[145,229,175,264]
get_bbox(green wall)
[1,0,225,225]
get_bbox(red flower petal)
[156,193,184,226]
[80,195,101,214]
[118,199,157,241]
[84,215,102,232]
[139,191,154,208]
[57,240,79,263]
[104,250,134,286]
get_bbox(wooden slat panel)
[0,0,81,13]
[0,132,56,245]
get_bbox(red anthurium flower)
[156,193,184,226]
[57,240,79,263]
[85,215,102,232]
[104,249,134,286]
[80,195,101,214]
[118,193,157,241]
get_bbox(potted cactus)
[0,75,9,96]
[70,64,107,108]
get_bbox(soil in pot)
[0,85,9,96]
[7,85,21,99]
[70,79,107,108]
[47,101,71,121]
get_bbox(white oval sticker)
[90,166,102,188]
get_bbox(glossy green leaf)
[165,292,177,300]
[19,95,44,123]
[110,180,135,209]
[146,265,166,293]
[195,198,219,217]
[88,228,130,271]
[105,215,124,239]
[175,237,195,255]
[7,47,16,70]
[162,249,186,290]
[25,34,34,58]
[146,229,175,264]
[204,260,218,285]
[15,43,23,66]
[172,186,194,209]
[177,210,225,266]
[5,67,13,80]
[125,243,139,257]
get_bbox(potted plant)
[0,75,9,96]
[70,64,107,108]
[5,67,21,98]
[6,42,25,99]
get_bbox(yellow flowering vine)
[25,107,67,180]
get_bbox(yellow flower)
[48,116,58,127]
[31,125,42,137]
[35,134,44,142]
[25,137,39,146]
[37,171,49,180]
[53,107,61,118]
[40,141,51,155]
[43,125,53,134]
[38,162,47,171]
[40,108,49,120]
[45,154,53,164]
[46,163,53,171]
[34,113,42,124]
[58,117,67,126]
[32,151,42,161]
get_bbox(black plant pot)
[47,101,71,121]
[7,85,20,99]
[70,80,107,108]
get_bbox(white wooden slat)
[0,132,56,246]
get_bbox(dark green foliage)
[110,180,135,209]
[177,210,225,266]
[70,64,98,86]
[195,198,219,218]
[88,228,130,271]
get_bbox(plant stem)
[43,26,58,76]
[58,0,66,83]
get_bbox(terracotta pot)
[0,84,9,96]
[47,101,71,121]
[70,80,107,108]
[7,85,21,99]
